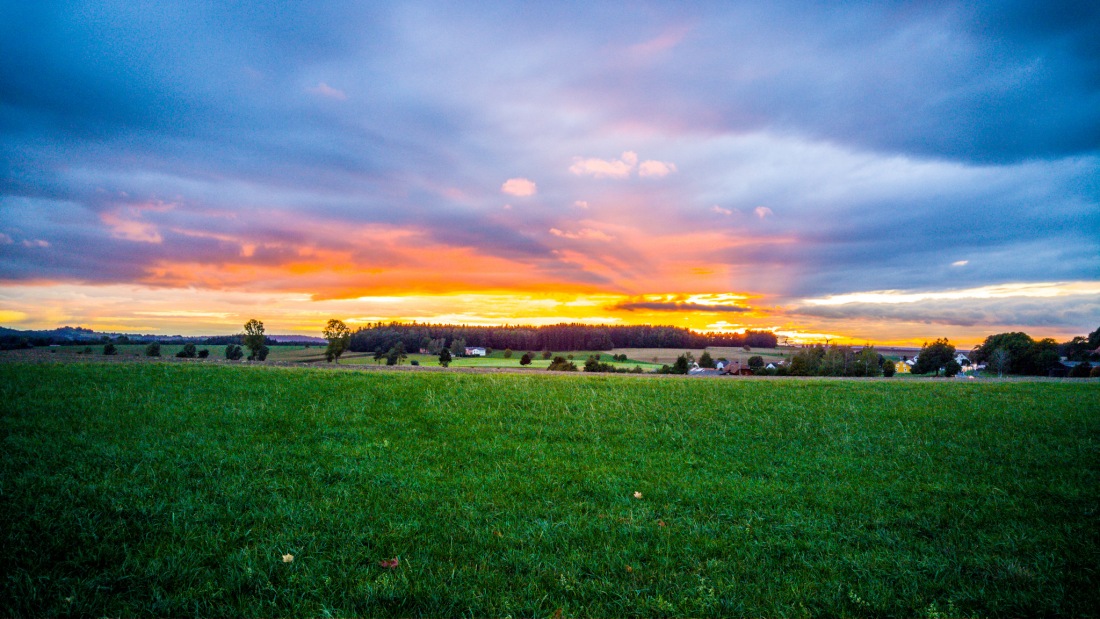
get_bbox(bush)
[698,351,716,368]
[1068,361,1092,378]
[145,342,161,357]
[225,344,244,361]
[520,353,532,366]
[439,348,452,367]
[542,350,552,360]
[410,360,419,366]
[882,360,896,377]
[747,356,764,370]
[1091,367,1100,378]
[583,355,616,373]
[198,349,209,359]
[248,345,269,361]
[547,356,577,371]
[176,343,197,358]
[503,349,513,358]
[944,359,961,377]
[103,343,117,356]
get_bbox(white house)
[464,347,487,356]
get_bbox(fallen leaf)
[657,519,666,527]
[282,553,294,563]
[625,565,633,573]
[633,491,643,499]
[493,530,503,538]
[551,608,563,619]
[378,557,400,569]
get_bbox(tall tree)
[243,319,266,360]
[323,319,351,362]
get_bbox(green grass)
[1,362,1097,617]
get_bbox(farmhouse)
[464,347,487,356]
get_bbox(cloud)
[100,210,163,243]
[574,200,589,209]
[711,205,732,216]
[21,239,50,248]
[570,151,637,178]
[791,282,1100,329]
[638,160,677,177]
[952,260,969,267]
[610,293,753,313]
[307,82,348,100]
[549,227,614,241]
[0,233,13,244]
[501,178,537,196]
[754,206,773,219]
[569,151,677,179]
[612,300,752,313]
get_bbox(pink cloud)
[638,160,677,177]
[308,82,348,100]
[754,206,774,219]
[711,205,733,216]
[549,227,615,241]
[570,151,637,178]
[501,178,537,196]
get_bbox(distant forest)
[348,322,779,354]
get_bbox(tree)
[747,355,764,371]
[145,342,161,357]
[198,349,210,359]
[943,358,961,377]
[912,338,956,376]
[503,348,513,359]
[103,343,117,356]
[323,319,351,363]
[243,319,265,360]
[450,338,466,357]
[386,342,406,366]
[252,345,269,361]
[373,347,385,364]
[439,347,452,367]
[671,354,691,374]
[225,344,243,360]
[520,352,533,366]
[989,348,1010,377]
[698,351,716,368]
[882,359,896,377]
[176,343,197,358]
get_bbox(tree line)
[347,322,779,355]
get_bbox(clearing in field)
[1,362,1097,617]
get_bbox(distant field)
[339,350,661,370]
[612,347,795,365]
[1,362,1096,617]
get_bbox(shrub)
[248,345,269,361]
[542,350,552,360]
[698,351,716,368]
[1068,361,1092,378]
[103,343,117,356]
[503,349,513,358]
[882,360,896,377]
[747,356,764,370]
[145,342,161,357]
[520,353,532,366]
[410,359,419,366]
[198,349,209,359]
[439,348,452,367]
[225,344,244,361]
[547,356,577,371]
[1091,366,1100,378]
[944,359,961,377]
[176,343,197,358]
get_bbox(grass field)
[1,362,1097,617]
[340,350,660,371]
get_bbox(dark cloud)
[789,295,1100,330]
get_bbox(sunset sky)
[1,1,1098,346]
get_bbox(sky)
[1,1,1098,346]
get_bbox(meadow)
[1,362,1097,617]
